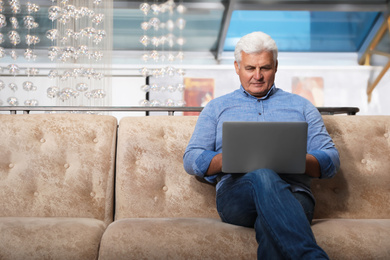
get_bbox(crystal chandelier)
[46,0,113,106]
[138,0,187,107]
[0,0,40,106]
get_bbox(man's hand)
[305,154,321,178]
[206,153,223,176]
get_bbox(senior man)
[183,31,340,259]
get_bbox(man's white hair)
[234,31,278,67]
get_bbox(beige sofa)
[1,114,389,259]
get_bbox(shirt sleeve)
[304,102,340,179]
[183,103,220,182]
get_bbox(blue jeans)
[216,169,329,260]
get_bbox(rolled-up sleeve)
[183,103,220,182]
[305,103,340,179]
[310,149,339,179]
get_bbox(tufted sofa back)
[0,114,117,225]
[116,115,390,220]
[313,115,390,219]
[115,116,219,220]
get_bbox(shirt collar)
[240,84,277,100]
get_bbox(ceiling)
[113,0,390,58]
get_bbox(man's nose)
[254,68,263,80]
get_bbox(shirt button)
[258,113,262,115]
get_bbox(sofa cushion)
[99,217,390,260]
[313,116,390,219]
[116,116,218,219]
[0,217,105,260]
[99,218,257,260]
[312,219,390,260]
[0,114,117,225]
[117,115,390,220]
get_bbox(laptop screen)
[222,121,308,174]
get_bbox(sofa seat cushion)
[312,219,390,260]
[0,217,106,260]
[99,217,257,260]
[99,217,390,260]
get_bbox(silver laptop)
[222,121,308,174]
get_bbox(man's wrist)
[206,153,222,176]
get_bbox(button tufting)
[162,185,168,192]
[64,163,70,169]
[34,191,39,197]
[384,133,389,138]
[361,159,367,164]
[90,192,96,197]
[93,138,98,143]
[333,188,340,194]
[40,138,46,143]
[9,163,14,169]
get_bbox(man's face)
[234,51,278,98]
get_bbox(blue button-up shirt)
[183,85,340,198]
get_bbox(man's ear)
[234,61,240,75]
[275,59,278,73]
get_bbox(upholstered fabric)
[99,218,390,260]
[0,217,105,260]
[313,116,390,219]
[116,115,390,220]
[115,116,218,219]
[313,219,390,260]
[99,217,257,260]
[0,114,117,225]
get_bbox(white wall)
[276,66,390,115]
